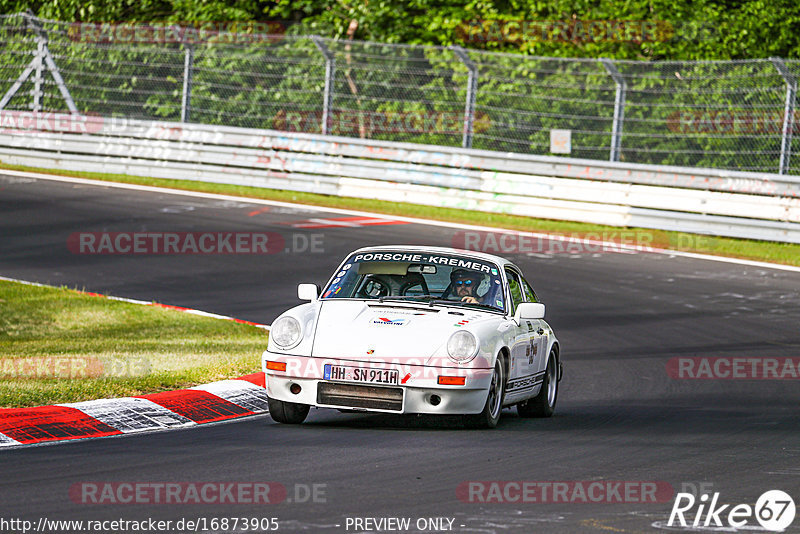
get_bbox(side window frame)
[521,276,539,303]
[504,267,526,314]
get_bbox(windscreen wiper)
[457,301,502,312]
[377,295,436,303]
[425,298,502,312]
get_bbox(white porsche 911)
[262,245,561,428]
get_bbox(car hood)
[311,300,490,364]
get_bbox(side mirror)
[515,302,545,321]
[297,283,319,301]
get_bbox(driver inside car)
[450,269,485,304]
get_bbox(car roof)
[348,245,514,269]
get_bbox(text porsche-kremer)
[262,245,562,428]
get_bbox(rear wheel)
[268,397,310,424]
[466,355,506,429]
[517,349,558,418]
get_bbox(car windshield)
[320,250,506,312]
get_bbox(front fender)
[266,301,319,356]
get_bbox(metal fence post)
[0,13,78,113]
[451,46,477,149]
[600,58,626,162]
[311,36,335,135]
[25,12,44,113]
[34,18,78,114]
[28,11,79,114]
[770,57,796,175]
[30,36,44,112]
[181,44,194,123]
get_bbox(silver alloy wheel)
[546,356,557,407]
[488,359,504,419]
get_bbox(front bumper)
[263,352,493,415]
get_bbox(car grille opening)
[317,382,404,412]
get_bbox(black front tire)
[268,397,310,424]
[517,349,558,418]
[466,355,506,429]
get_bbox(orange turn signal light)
[266,361,287,372]
[437,375,466,386]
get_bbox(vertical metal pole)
[31,36,44,112]
[181,44,194,123]
[311,36,335,135]
[0,14,37,111]
[770,57,796,175]
[321,56,335,135]
[452,45,477,149]
[601,58,626,162]
[20,12,79,114]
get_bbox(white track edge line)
[5,169,800,274]
[0,274,271,329]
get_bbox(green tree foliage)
[2,0,799,60]
[1,1,798,173]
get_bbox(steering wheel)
[400,278,430,297]
[357,277,390,298]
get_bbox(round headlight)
[271,316,302,348]
[447,331,478,363]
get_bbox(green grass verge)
[2,162,799,266]
[0,280,267,408]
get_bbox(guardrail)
[3,13,800,175]
[1,113,799,243]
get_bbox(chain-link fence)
[1,13,798,175]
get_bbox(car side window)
[505,268,525,313]
[521,277,539,303]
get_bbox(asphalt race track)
[1,172,799,533]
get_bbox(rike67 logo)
[667,490,796,531]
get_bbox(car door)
[520,274,548,379]
[504,267,538,399]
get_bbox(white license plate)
[323,364,398,385]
